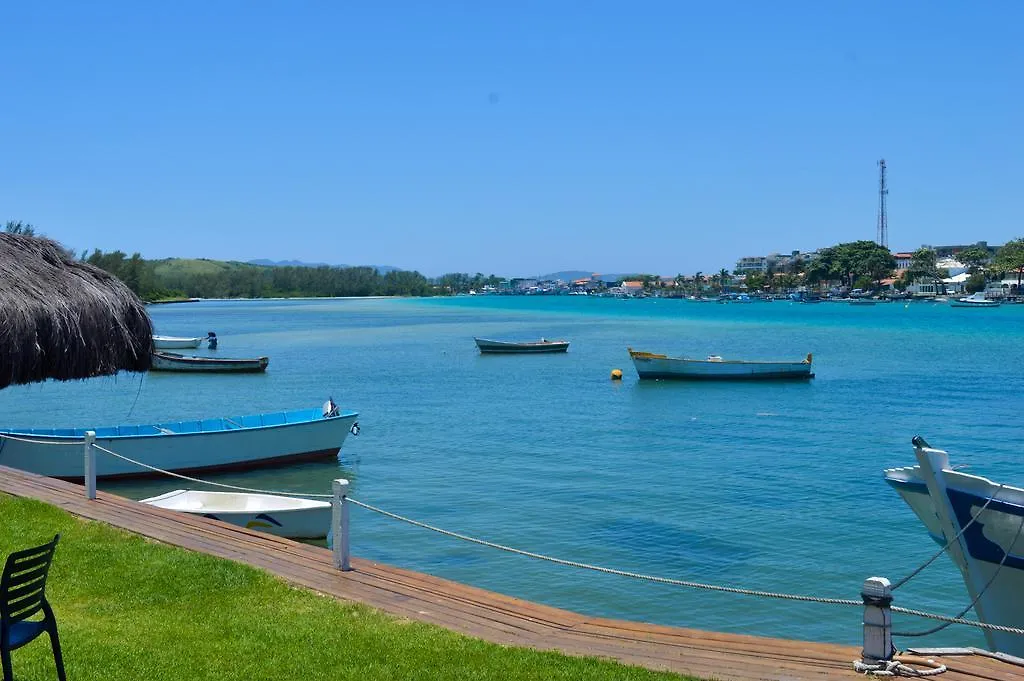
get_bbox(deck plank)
[1,466,1020,681]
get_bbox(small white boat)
[474,338,570,354]
[0,401,358,480]
[151,351,269,373]
[141,489,332,539]
[628,348,814,380]
[949,292,1000,308]
[885,437,1024,658]
[153,335,205,349]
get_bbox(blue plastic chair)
[1,534,65,681]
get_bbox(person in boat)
[207,331,217,349]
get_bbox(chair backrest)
[0,534,60,624]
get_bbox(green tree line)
[82,250,437,300]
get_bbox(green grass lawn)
[0,496,695,680]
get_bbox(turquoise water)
[2,296,1022,647]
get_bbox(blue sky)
[3,2,1022,277]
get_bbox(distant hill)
[248,259,399,273]
[535,270,596,282]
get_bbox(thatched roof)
[0,233,152,389]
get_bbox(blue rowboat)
[0,403,358,480]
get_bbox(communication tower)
[876,159,888,248]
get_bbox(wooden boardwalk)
[1,465,1020,681]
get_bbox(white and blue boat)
[0,402,358,480]
[885,437,1024,658]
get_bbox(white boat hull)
[629,350,814,380]
[153,336,205,349]
[0,408,357,480]
[141,490,332,539]
[885,442,1024,657]
[949,293,1000,308]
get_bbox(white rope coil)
[853,658,947,677]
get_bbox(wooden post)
[84,431,97,500]
[332,479,351,571]
[861,576,893,663]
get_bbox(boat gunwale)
[0,408,358,441]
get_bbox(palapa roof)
[0,232,152,389]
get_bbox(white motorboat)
[884,437,1024,657]
[153,335,205,349]
[949,293,1000,308]
[141,489,332,539]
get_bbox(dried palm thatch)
[0,232,152,389]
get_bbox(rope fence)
[10,432,1022,649]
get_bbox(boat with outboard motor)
[884,436,1024,658]
[0,400,358,480]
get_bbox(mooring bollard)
[861,576,893,663]
[332,478,351,571]
[83,431,97,500]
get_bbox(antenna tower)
[876,159,888,248]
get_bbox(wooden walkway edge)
[1,466,1019,681]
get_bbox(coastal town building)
[734,250,818,273]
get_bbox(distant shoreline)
[146,295,420,304]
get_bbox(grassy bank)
[0,496,693,681]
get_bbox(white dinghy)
[140,489,332,539]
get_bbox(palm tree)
[693,271,703,294]
[718,268,730,292]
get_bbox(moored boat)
[949,292,1000,308]
[0,402,358,480]
[884,437,1024,658]
[474,338,569,354]
[153,335,206,349]
[151,351,269,373]
[628,348,814,380]
[140,489,332,539]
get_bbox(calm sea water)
[2,296,1022,647]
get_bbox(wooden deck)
[1,465,1020,681]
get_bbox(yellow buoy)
[610,368,623,380]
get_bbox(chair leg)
[48,625,67,681]
[1,645,13,681]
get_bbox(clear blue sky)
[3,2,1022,277]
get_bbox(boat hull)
[629,350,814,380]
[885,449,1024,657]
[153,336,204,349]
[141,490,332,539]
[151,352,269,373]
[0,408,358,480]
[474,338,569,354]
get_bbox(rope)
[890,484,1004,591]
[346,497,862,606]
[90,444,333,498]
[853,657,947,677]
[892,606,1024,636]
[0,433,85,446]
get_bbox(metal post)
[332,478,351,571]
[84,431,97,500]
[861,576,893,663]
